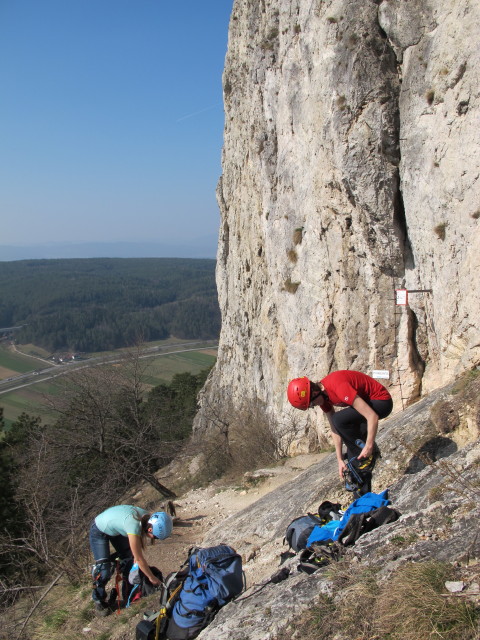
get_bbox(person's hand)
[149,576,161,586]
[357,442,374,460]
[338,459,347,480]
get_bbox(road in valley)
[0,340,218,395]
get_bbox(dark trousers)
[331,398,393,459]
[89,521,134,603]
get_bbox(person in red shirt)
[287,371,393,486]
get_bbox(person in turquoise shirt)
[90,504,173,615]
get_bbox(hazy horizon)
[0,235,218,261]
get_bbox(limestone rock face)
[378,0,480,393]
[196,0,480,447]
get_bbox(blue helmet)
[148,511,173,540]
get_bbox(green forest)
[0,258,220,352]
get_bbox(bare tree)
[191,396,303,482]
[44,350,177,505]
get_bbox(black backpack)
[338,505,401,546]
[284,514,324,552]
[127,565,164,606]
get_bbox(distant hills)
[0,236,218,261]
[0,257,220,352]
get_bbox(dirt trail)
[145,453,326,577]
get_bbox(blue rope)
[126,584,139,608]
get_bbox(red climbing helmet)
[287,376,311,410]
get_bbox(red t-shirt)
[319,370,391,413]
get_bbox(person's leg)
[331,407,366,459]
[331,399,393,459]
[110,535,134,603]
[334,399,393,495]
[89,522,114,605]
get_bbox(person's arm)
[351,396,378,459]
[321,409,346,480]
[128,535,161,586]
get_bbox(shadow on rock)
[405,436,458,474]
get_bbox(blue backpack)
[166,545,244,640]
[306,490,391,547]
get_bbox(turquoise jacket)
[95,505,149,537]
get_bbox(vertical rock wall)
[196,0,480,448]
[379,0,480,393]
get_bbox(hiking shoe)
[94,601,111,617]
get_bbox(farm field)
[0,343,216,428]
[141,349,216,388]
[0,378,63,426]
[0,345,47,378]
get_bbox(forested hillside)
[0,258,220,352]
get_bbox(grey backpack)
[285,502,343,552]
[284,514,324,552]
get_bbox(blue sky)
[0,1,233,253]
